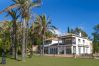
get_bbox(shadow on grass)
[9,57,21,61]
[0,55,22,61]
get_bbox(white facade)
[71,36,92,55]
[62,33,92,55]
[44,33,92,55]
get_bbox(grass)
[0,56,99,66]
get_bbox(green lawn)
[0,56,99,66]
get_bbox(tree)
[0,0,42,61]
[70,27,88,37]
[0,21,12,64]
[7,9,19,60]
[92,24,99,53]
[67,27,70,33]
[34,15,57,55]
[11,0,41,61]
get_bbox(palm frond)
[31,0,42,7]
[7,9,19,20]
[0,4,19,14]
[12,0,19,4]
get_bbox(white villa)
[44,33,92,55]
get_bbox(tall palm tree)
[7,9,19,60]
[0,0,41,61]
[35,15,57,55]
[14,0,41,61]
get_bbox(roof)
[61,33,92,41]
[44,40,62,47]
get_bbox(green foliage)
[93,42,99,53]
[30,15,57,46]
[69,27,88,37]
[67,27,70,33]
[34,15,57,38]
[92,24,99,53]
[0,38,2,55]
[0,0,58,60]
[45,31,54,39]
[34,37,42,45]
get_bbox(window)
[62,38,65,43]
[78,47,81,54]
[45,40,52,44]
[73,46,76,54]
[78,39,81,43]
[72,38,76,44]
[83,40,85,44]
[66,48,71,54]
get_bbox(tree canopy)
[67,27,88,37]
[92,24,99,53]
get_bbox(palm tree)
[15,0,41,61]
[35,15,57,55]
[7,9,19,60]
[0,0,41,61]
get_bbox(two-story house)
[44,33,92,55]
[62,33,92,55]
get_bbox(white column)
[58,46,60,55]
[64,47,66,55]
[83,47,85,54]
[76,46,79,55]
[71,46,73,54]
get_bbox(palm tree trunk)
[10,30,15,58]
[25,22,29,57]
[22,18,26,62]
[13,20,18,60]
[42,34,45,55]
[42,37,44,55]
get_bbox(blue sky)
[0,0,99,37]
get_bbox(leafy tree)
[0,22,12,56]
[69,27,88,37]
[67,27,70,33]
[92,24,99,53]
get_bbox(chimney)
[79,32,82,37]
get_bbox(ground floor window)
[73,46,76,54]
[50,48,58,54]
[78,47,81,54]
[66,48,71,54]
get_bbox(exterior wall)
[75,36,92,55]
[44,34,92,55]
[61,35,92,55]
[32,45,38,52]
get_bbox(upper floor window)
[83,40,85,44]
[72,37,76,44]
[78,39,81,43]
[45,40,52,44]
[62,38,65,43]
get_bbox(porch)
[44,45,76,55]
